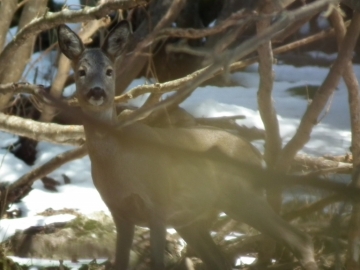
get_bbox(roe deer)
[57,21,317,270]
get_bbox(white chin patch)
[89,97,105,106]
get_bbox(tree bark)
[0,0,48,110]
[0,1,17,51]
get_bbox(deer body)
[86,121,262,225]
[58,21,318,270]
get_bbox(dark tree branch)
[342,0,360,11]
[115,0,186,95]
[155,10,249,40]
[1,145,87,215]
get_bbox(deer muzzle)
[86,87,106,106]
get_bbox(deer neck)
[82,105,117,139]
[86,106,114,121]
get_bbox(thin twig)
[273,21,350,55]
[155,10,250,40]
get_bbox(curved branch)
[9,145,87,191]
[116,67,208,103]
[0,112,84,145]
[0,82,47,100]
[1,145,88,212]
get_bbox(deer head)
[57,21,131,114]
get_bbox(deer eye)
[106,69,113,77]
[78,69,86,77]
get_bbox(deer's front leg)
[149,211,166,270]
[114,219,135,270]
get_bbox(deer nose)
[87,87,106,100]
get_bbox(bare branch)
[153,0,186,33]
[274,22,344,54]
[155,10,250,40]
[116,0,337,129]
[0,82,46,99]
[0,112,84,145]
[323,154,353,162]
[277,8,360,171]
[165,13,251,59]
[115,0,186,94]
[293,153,353,174]
[256,1,282,168]
[119,0,187,110]
[283,194,343,221]
[118,21,338,103]
[6,145,87,204]
[254,1,283,261]
[1,1,338,151]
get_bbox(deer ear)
[57,24,84,60]
[102,20,131,60]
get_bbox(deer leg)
[221,191,317,270]
[113,219,135,270]
[175,220,232,270]
[149,211,166,270]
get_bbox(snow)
[7,257,107,270]
[53,0,80,6]
[0,214,76,242]
[0,46,354,268]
